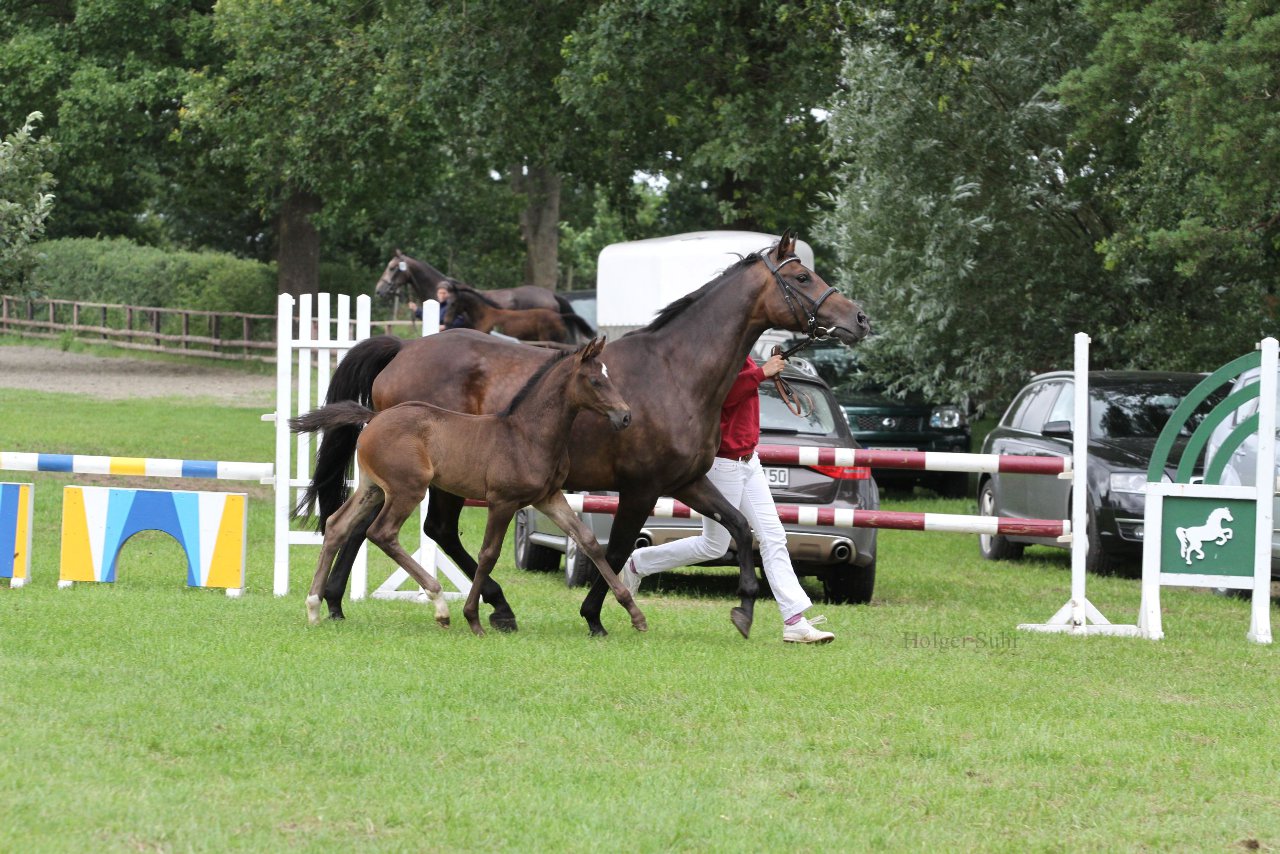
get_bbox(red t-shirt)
[718,357,766,459]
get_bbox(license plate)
[764,467,790,487]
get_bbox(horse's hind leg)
[675,478,759,639]
[308,485,382,625]
[423,487,519,633]
[366,493,451,628]
[536,494,646,632]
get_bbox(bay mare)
[374,249,590,328]
[291,339,644,635]
[444,282,595,344]
[308,233,870,637]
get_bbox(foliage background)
[2,0,1278,408]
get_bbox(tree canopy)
[0,111,55,293]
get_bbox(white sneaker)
[620,557,641,596]
[783,614,834,644]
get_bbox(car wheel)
[1084,503,1117,575]
[978,479,1024,561]
[514,508,560,572]
[564,537,595,587]
[820,560,875,605]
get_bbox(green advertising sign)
[1159,496,1256,576]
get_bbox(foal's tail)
[289,401,377,522]
[292,335,403,530]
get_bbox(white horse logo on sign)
[1176,507,1234,565]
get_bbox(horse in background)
[290,338,643,635]
[444,282,594,344]
[374,249,594,337]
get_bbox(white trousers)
[629,454,813,621]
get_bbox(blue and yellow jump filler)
[59,486,247,595]
[0,482,34,587]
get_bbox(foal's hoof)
[489,614,519,633]
[632,615,649,632]
[435,613,451,629]
[730,607,753,639]
[305,595,323,626]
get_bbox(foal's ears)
[579,336,607,362]
[775,229,797,259]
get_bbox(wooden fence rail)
[0,296,416,363]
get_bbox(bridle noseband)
[762,252,838,357]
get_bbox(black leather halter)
[762,252,838,356]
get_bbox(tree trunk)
[276,190,321,297]
[512,165,561,289]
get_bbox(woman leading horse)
[303,232,870,637]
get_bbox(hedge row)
[29,238,378,316]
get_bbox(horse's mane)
[451,283,501,309]
[498,347,574,416]
[626,250,765,336]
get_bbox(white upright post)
[270,293,295,596]
[1248,337,1276,644]
[372,298,473,601]
[1019,333,1140,636]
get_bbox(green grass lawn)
[1,388,1278,852]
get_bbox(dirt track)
[0,344,276,407]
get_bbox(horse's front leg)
[580,497,655,637]
[423,487,519,633]
[674,478,759,639]
[1217,529,1232,545]
[463,503,519,636]
[536,494,646,632]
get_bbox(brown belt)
[717,452,753,462]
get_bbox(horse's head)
[374,250,413,300]
[756,231,871,347]
[572,337,631,431]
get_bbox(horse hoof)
[588,625,609,638]
[632,617,648,632]
[327,609,346,621]
[730,607,752,639]
[489,614,519,633]
[436,615,451,629]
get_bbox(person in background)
[408,284,467,331]
[620,352,836,644]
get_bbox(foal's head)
[570,337,631,431]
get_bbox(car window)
[1090,383,1225,439]
[1011,382,1060,433]
[1047,382,1074,427]
[759,382,840,436]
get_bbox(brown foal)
[290,338,642,635]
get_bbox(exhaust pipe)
[634,532,653,550]
[831,539,853,563]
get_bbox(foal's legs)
[535,493,647,633]
[364,490,451,628]
[578,497,655,637]
[462,503,519,636]
[422,487,519,632]
[307,484,383,625]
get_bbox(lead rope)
[770,343,814,417]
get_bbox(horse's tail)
[1175,526,1189,557]
[289,401,378,522]
[560,310,596,342]
[293,335,404,530]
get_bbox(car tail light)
[808,464,871,480]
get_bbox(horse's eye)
[796,273,810,284]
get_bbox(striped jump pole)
[0,452,273,482]
[463,495,1070,539]
[755,445,1072,476]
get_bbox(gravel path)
[0,344,277,407]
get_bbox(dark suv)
[513,361,881,604]
[758,338,972,496]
